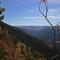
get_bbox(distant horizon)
[3,21,54,26]
[3,21,58,26]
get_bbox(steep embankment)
[1,22,52,56]
[1,22,60,60]
[0,23,15,60]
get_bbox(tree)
[0,1,5,31]
[37,0,56,48]
[0,7,5,22]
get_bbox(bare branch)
[39,4,55,32]
[38,0,56,48]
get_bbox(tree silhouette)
[0,7,5,22]
[37,0,56,48]
[0,1,5,31]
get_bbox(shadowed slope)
[1,22,59,59]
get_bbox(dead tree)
[38,0,56,48]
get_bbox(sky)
[0,0,60,26]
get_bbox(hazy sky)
[1,0,60,26]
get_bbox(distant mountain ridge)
[17,26,48,31]
[18,26,60,43]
